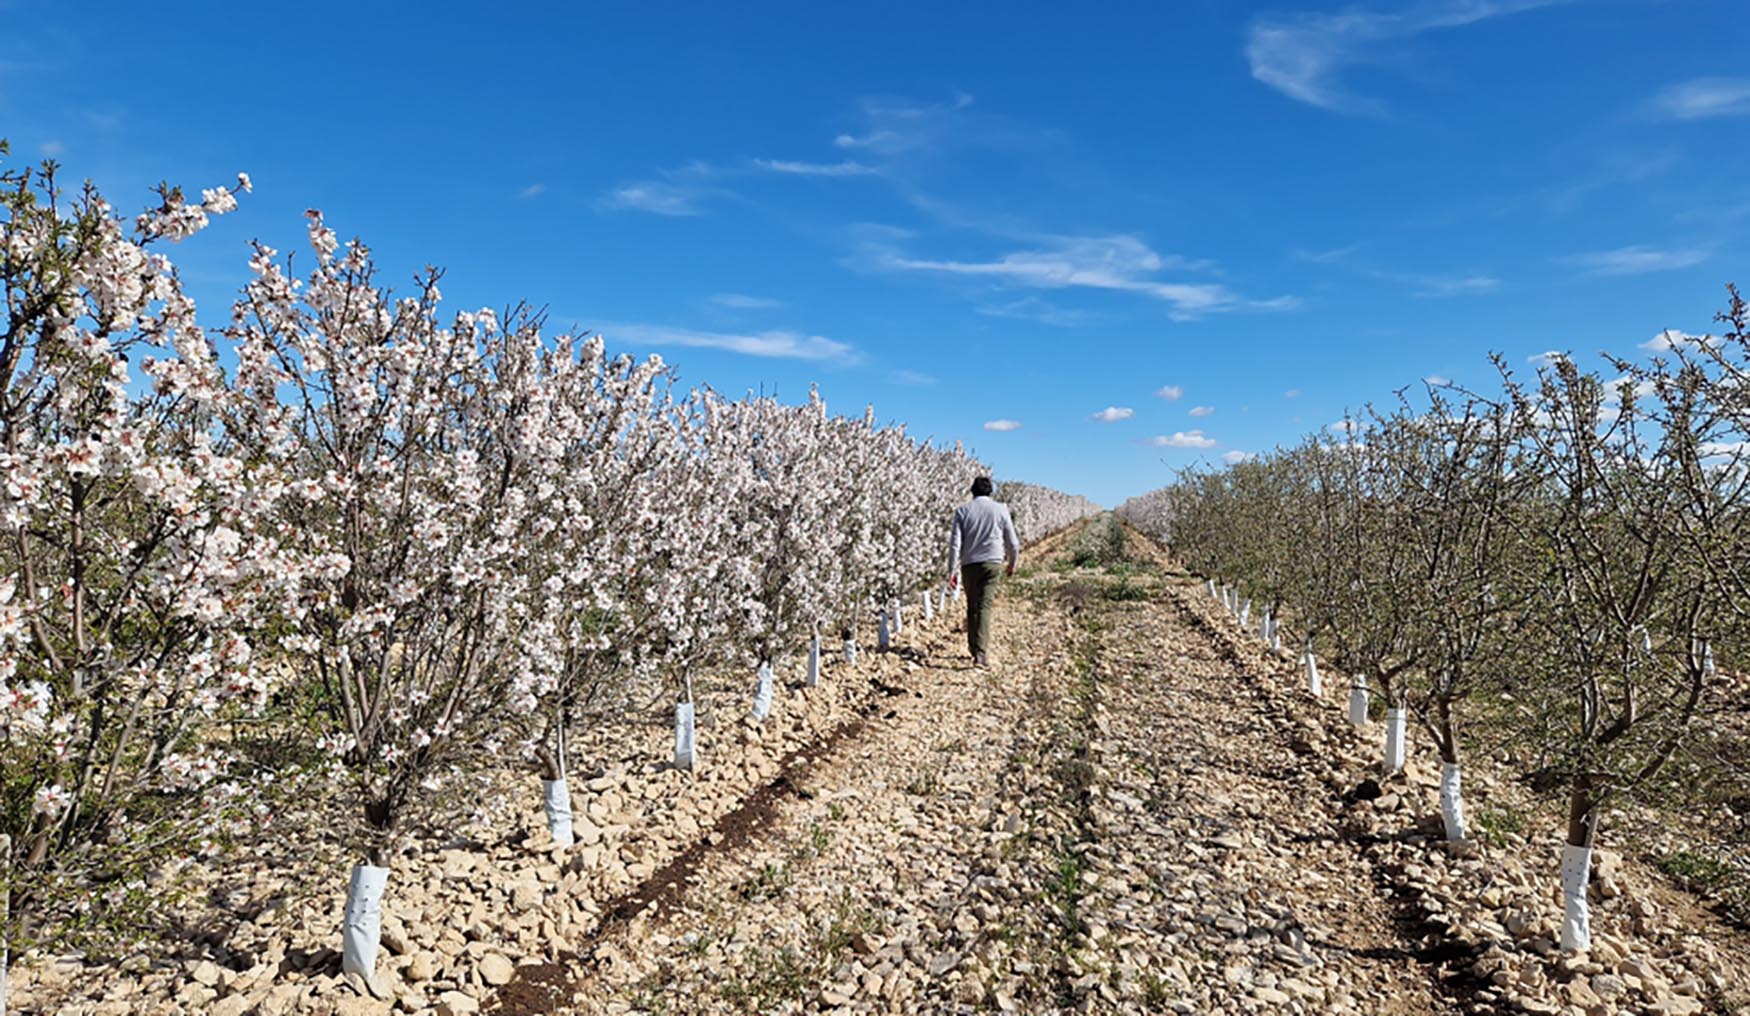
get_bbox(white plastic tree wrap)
[0,159,293,1004]
[1383,707,1408,774]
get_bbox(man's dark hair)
[971,476,994,497]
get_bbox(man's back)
[949,496,1021,569]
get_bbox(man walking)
[947,477,1021,666]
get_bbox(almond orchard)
[3,150,1748,1016]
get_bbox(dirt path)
[568,519,1459,1014]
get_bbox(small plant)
[906,764,941,796]
[735,861,793,902]
[1141,972,1174,1006]
[1471,806,1527,848]
[806,821,831,855]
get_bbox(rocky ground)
[9,518,1750,1014]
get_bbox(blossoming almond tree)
[0,152,289,1016]
[513,336,690,843]
[226,214,546,998]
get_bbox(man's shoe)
[975,654,989,667]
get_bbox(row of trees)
[998,481,1103,543]
[1118,299,1750,952]
[0,151,1094,1004]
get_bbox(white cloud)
[1647,78,1750,120]
[1424,375,1451,386]
[1285,389,1301,399]
[1090,406,1134,423]
[1565,246,1710,276]
[755,158,879,177]
[518,183,545,199]
[606,324,860,364]
[877,234,1290,321]
[1149,430,1217,449]
[984,419,1022,432]
[890,369,937,386]
[1221,450,1254,465]
[601,182,704,216]
[40,139,64,157]
[711,293,783,309]
[1155,384,1184,401]
[1641,328,1709,352]
[1528,350,1569,366]
[1328,419,1362,437]
[1247,0,1558,114]
[1188,405,1214,418]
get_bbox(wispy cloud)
[1155,385,1184,401]
[711,293,783,310]
[601,181,705,216]
[1400,272,1500,297]
[1564,245,1710,276]
[975,296,1099,327]
[834,93,975,156]
[40,139,64,157]
[1090,406,1134,423]
[1285,389,1302,399]
[1328,419,1362,437]
[873,234,1290,321]
[1221,450,1254,465]
[1424,374,1452,386]
[1188,405,1215,418]
[890,369,938,386]
[1528,350,1569,366]
[518,183,545,199]
[1149,430,1216,449]
[599,162,724,216]
[605,324,861,364]
[1294,244,1361,264]
[1645,78,1750,120]
[755,158,879,177]
[984,419,1022,432]
[1247,0,1559,114]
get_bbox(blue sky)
[3,0,1746,505]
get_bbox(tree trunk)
[1434,697,1466,840]
[1561,777,1598,951]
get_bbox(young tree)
[1503,358,1711,951]
[228,214,544,997]
[1,153,286,1014]
[1388,390,1531,840]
